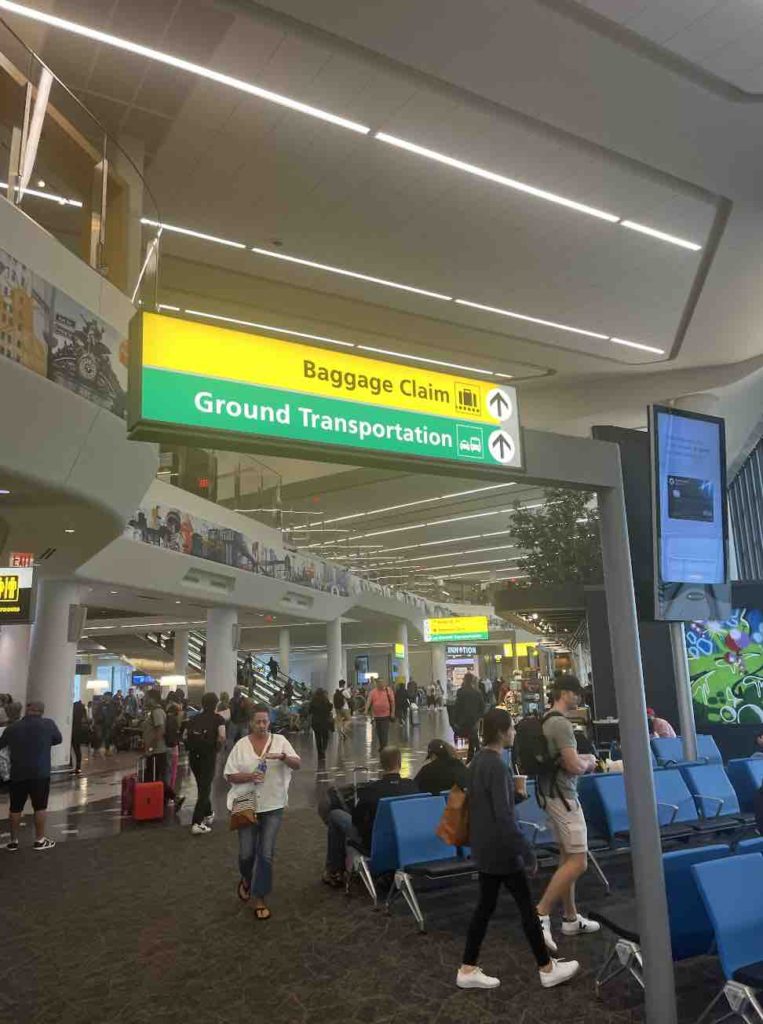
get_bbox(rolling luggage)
[133,756,165,822]
[409,704,420,727]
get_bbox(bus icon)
[456,425,484,460]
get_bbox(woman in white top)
[224,704,300,919]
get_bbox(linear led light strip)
[318,502,545,546]
[1,2,701,255]
[306,482,516,528]
[0,181,82,206]
[175,304,504,376]
[145,220,665,355]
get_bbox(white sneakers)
[456,967,501,990]
[539,914,558,953]
[539,958,580,988]
[561,913,601,936]
[191,823,211,835]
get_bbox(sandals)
[237,879,251,903]
[253,905,272,921]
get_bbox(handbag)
[436,784,470,846]
[229,792,257,831]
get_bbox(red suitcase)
[133,756,165,822]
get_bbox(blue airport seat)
[591,844,729,993]
[590,773,630,841]
[736,837,763,856]
[679,763,752,832]
[696,734,724,765]
[652,768,699,828]
[650,736,701,767]
[345,792,433,908]
[727,758,763,813]
[388,795,477,931]
[693,853,763,1022]
[592,770,698,843]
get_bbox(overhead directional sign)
[128,313,523,473]
[424,615,490,642]
[0,566,34,623]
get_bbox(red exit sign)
[9,552,34,568]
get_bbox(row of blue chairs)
[650,734,723,767]
[591,841,763,1021]
[579,760,763,847]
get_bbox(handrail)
[0,15,161,221]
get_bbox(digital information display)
[0,566,34,623]
[393,642,406,658]
[129,312,523,475]
[424,616,489,642]
[650,405,730,621]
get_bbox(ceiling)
[3,0,763,638]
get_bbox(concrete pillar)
[431,643,447,689]
[0,624,31,705]
[278,627,290,677]
[326,617,342,695]
[396,621,410,680]
[26,580,83,770]
[174,628,189,677]
[205,607,238,696]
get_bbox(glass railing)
[0,15,161,303]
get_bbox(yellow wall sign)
[503,641,538,658]
[424,616,489,642]
[394,642,406,658]
[130,313,523,473]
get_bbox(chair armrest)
[656,801,679,825]
[692,793,724,818]
[518,820,541,846]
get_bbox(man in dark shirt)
[322,746,417,884]
[454,673,485,762]
[0,700,62,852]
[185,692,226,835]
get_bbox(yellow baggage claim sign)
[129,313,522,473]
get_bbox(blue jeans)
[326,808,361,872]
[238,809,284,898]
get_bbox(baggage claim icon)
[486,387,516,465]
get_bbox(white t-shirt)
[224,733,298,813]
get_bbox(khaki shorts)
[544,796,588,855]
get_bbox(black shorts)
[9,778,51,813]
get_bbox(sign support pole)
[669,621,698,762]
[598,468,677,1024]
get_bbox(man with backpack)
[185,692,226,835]
[227,686,249,750]
[514,675,599,952]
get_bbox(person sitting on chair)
[321,745,416,888]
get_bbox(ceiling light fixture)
[620,220,701,252]
[356,345,494,375]
[141,218,245,249]
[396,543,517,563]
[375,132,621,224]
[455,298,609,340]
[0,488,10,495]
[0,181,82,206]
[157,303,180,312]
[376,529,514,555]
[319,502,543,545]
[610,337,665,355]
[307,483,515,527]
[0,1,370,134]
[251,246,452,301]
[184,308,355,348]
[64,528,75,534]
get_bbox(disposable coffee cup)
[514,774,528,797]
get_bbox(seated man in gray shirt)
[535,676,599,953]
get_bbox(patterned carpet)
[0,805,726,1024]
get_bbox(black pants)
[465,726,481,762]
[71,740,82,772]
[374,716,391,750]
[190,752,216,825]
[313,726,330,759]
[463,870,550,968]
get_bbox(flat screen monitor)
[650,405,730,621]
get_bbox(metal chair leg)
[394,870,426,932]
[356,856,378,909]
[596,940,643,994]
[695,986,736,1024]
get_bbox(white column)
[26,580,83,769]
[396,621,410,680]
[431,643,447,687]
[205,607,238,696]
[174,628,189,677]
[0,624,31,704]
[326,617,342,695]
[278,627,290,677]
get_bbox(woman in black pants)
[456,708,579,991]
[309,689,333,762]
